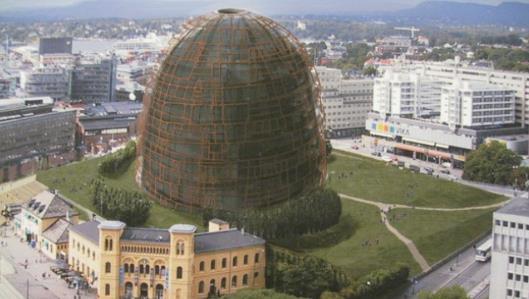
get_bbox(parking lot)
[331,138,464,179]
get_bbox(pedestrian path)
[339,193,507,273]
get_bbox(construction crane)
[394,26,420,39]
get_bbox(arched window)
[130,264,135,273]
[199,261,205,271]
[176,240,185,255]
[232,256,238,267]
[210,259,216,270]
[145,265,150,274]
[105,262,111,273]
[124,263,129,273]
[221,277,227,289]
[154,265,160,275]
[160,266,166,276]
[232,275,237,287]
[254,253,260,263]
[176,266,183,279]
[242,274,248,286]
[105,284,110,296]
[243,255,248,265]
[198,281,205,293]
[222,258,227,268]
[109,239,113,251]
[139,264,144,274]
[104,237,113,251]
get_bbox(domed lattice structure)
[139,9,326,211]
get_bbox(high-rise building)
[20,67,71,101]
[316,66,373,137]
[71,54,117,103]
[140,9,326,211]
[373,69,442,118]
[38,37,73,55]
[490,198,529,299]
[440,82,515,128]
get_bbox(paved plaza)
[0,224,96,299]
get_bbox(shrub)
[98,140,136,176]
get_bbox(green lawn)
[328,152,506,208]
[308,199,421,278]
[37,157,203,229]
[387,208,494,264]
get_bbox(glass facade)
[140,9,326,210]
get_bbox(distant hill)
[2,0,529,27]
[395,1,529,26]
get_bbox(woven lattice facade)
[140,9,326,210]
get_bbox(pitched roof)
[121,227,170,243]
[42,218,71,244]
[25,190,79,219]
[69,220,100,244]
[194,229,265,254]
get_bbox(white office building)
[373,69,442,118]
[490,198,529,299]
[440,82,515,128]
[317,66,373,137]
[381,58,529,126]
[20,67,71,101]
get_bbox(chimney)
[208,219,230,232]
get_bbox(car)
[408,165,420,172]
[371,152,379,156]
[440,169,451,174]
[351,145,359,150]
[424,167,434,173]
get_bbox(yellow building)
[68,218,266,299]
[14,189,79,260]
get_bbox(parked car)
[408,165,420,172]
[440,169,451,174]
[424,167,434,175]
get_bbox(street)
[399,235,491,298]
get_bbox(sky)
[2,0,528,12]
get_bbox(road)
[396,231,491,298]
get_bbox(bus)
[475,238,492,262]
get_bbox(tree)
[223,288,301,299]
[362,66,377,77]
[98,140,136,176]
[463,141,522,185]
[418,286,469,299]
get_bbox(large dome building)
[139,9,326,211]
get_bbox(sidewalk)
[0,225,95,299]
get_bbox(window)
[507,289,513,296]
[254,272,259,278]
[508,273,513,280]
[176,240,185,255]
[155,265,160,275]
[525,259,529,266]
[526,224,529,230]
[504,221,508,227]
[211,260,216,270]
[243,255,248,265]
[233,256,238,267]
[519,223,524,229]
[176,267,183,279]
[105,262,111,273]
[199,261,205,271]
[510,256,515,264]
[232,275,237,287]
[221,277,227,289]
[524,275,528,283]
[130,264,135,273]
[222,258,227,268]
[242,274,248,286]
[516,274,521,281]
[105,284,110,296]
[104,238,113,251]
[145,265,150,274]
[198,281,204,293]
[124,264,129,273]
[515,290,520,298]
[254,253,260,263]
[139,264,144,274]
[517,258,522,265]
[511,222,516,228]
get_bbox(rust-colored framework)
[139,9,327,211]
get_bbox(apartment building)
[20,67,71,101]
[317,66,373,137]
[71,54,117,103]
[490,198,529,299]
